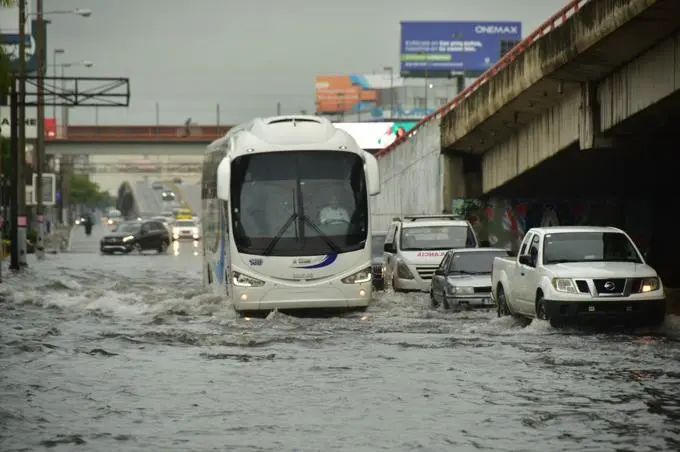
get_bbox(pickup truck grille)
[415,266,438,280]
[593,278,627,295]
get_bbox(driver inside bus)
[319,194,350,225]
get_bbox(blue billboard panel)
[0,20,42,73]
[400,21,522,77]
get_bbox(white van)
[383,215,479,292]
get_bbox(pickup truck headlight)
[396,261,414,279]
[447,285,474,295]
[341,267,372,284]
[552,278,578,293]
[122,235,134,242]
[232,271,265,287]
[639,277,660,293]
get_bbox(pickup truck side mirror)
[384,243,395,253]
[518,254,532,266]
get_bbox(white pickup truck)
[491,226,666,327]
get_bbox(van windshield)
[400,225,476,251]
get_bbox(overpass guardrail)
[375,0,591,159]
[51,125,235,142]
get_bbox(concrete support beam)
[599,31,680,131]
[481,88,580,193]
[440,154,482,212]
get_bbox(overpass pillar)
[441,153,482,213]
[579,81,614,150]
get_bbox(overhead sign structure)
[0,106,37,139]
[334,121,417,149]
[400,21,522,78]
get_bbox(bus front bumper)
[232,283,372,311]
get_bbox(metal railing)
[50,125,235,141]
[375,0,591,158]
[73,162,202,173]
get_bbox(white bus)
[201,115,381,316]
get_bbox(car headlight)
[552,278,578,293]
[122,235,134,242]
[342,267,372,284]
[107,219,113,224]
[447,285,474,295]
[639,277,660,293]
[396,261,414,279]
[232,271,265,287]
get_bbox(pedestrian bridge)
[371,0,680,285]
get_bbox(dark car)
[371,232,387,291]
[100,220,170,255]
[161,190,176,201]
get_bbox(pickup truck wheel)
[497,287,511,317]
[535,295,548,320]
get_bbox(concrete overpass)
[372,0,680,285]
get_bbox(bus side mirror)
[363,152,380,195]
[216,157,230,201]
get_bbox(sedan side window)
[528,235,540,266]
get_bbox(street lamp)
[29,8,93,18]
[382,66,394,119]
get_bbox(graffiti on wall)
[452,198,653,253]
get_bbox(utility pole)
[276,101,281,115]
[35,0,46,260]
[216,103,220,126]
[12,0,28,269]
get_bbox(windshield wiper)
[262,213,298,256]
[301,214,341,254]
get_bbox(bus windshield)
[230,151,368,256]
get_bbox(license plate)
[481,298,492,305]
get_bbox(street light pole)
[382,66,393,119]
[35,0,46,260]
[52,48,64,120]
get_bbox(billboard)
[0,106,38,139]
[0,1,32,36]
[400,21,522,77]
[1,19,43,73]
[45,118,56,139]
[335,121,417,149]
[315,75,379,114]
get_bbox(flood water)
[1,226,679,452]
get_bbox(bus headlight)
[341,267,372,284]
[232,271,265,287]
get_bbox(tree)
[0,0,17,94]
[68,174,115,207]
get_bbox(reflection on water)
[0,254,679,452]
[172,240,200,257]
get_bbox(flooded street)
[1,227,680,452]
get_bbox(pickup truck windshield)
[400,225,476,251]
[543,232,642,264]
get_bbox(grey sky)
[45,0,568,126]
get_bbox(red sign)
[44,118,56,140]
[416,251,444,257]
